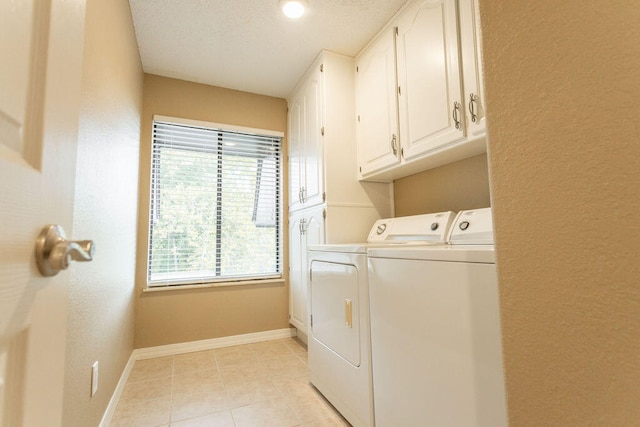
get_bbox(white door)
[396,0,465,160]
[309,260,361,366]
[356,27,400,177]
[0,0,86,425]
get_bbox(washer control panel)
[448,208,494,245]
[367,211,456,244]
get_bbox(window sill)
[143,278,285,293]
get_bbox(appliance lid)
[448,207,494,245]
[367,211,456,244]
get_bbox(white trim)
[133,328,296,360]
[145,278,285,292]
[153,114,284,138]
[99,354,136,427]
[99,328,297,425]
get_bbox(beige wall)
[63,0,143,425]
[480,1,640,425]
[393,154,491,216]
[135,75,289,348]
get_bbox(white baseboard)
[99,327,296,426]
[133,327,296,360]
[99,353,136,427]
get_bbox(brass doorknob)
[35,225,95,277]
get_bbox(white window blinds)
[148,118,282,287]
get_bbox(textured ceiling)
[128,0,407,98]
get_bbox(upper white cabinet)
[355,27,400,176]
[396,0,464,160]
[289,67,324,212]
[458,0,486,139]
[357,0,487,181]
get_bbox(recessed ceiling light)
[280,0,308,19]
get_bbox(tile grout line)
[168,356,175,426]
[212,349,238,427]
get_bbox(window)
[147,116,283,287]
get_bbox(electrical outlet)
[91,361,99,397]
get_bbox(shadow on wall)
[393,153,491,216]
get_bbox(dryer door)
[309,260,361,367]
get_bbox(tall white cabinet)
[287,51,392,337]
[357,0,487,181]
[288,69,324,212]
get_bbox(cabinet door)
[305,207,326,248]
[302,67,324,208]
[356,27,400,176]
[288,213,306,330]
[288,207,325,333]
[458,0,486,138]
[303,208,325,331]
[288,96,304,212]
[396,0,465,160]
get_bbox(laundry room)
[1,0,637,426]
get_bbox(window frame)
[146,115,285,290]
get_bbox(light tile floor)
[110,338,351,426]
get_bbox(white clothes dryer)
[307,211,456,427]
[367,208,508,427]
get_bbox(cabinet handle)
[301,187,306,203]
[391,134,398,156]
[469,93,479,123]
[299,218,306,235]
[453,102,462,130]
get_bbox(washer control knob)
[376,223,387,235]
[430,222,439,231]
[459,221,470,231]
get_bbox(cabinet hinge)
[322,192,326,202]
[401,147,404,157]
[357,115,360,122]
[310,314,313,327]
[321,127,325,136]
[320,64,324,72]
[356,66,359,73]
[398,86,402,96]
[322,209,326,220]
[395,26,399,36]
[359,166,362,173]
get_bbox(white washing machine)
[367,207,508,427]
[307,211,457,427]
